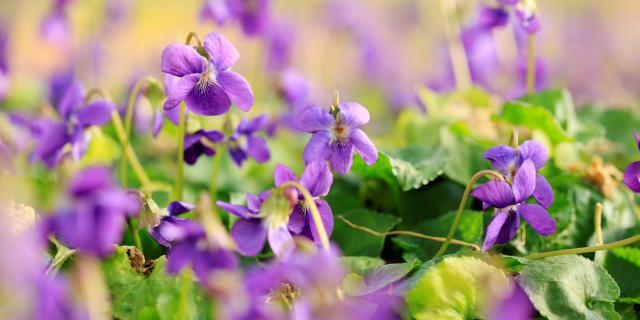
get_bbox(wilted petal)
[471,181,515,208]
[216,201,252,219]
[161,44,205,77]
[328,142,355,174]
[339,102,370,127]
[483,145,516,173]
[164,74,199,111]
[624,161,640,193]
[350,128,378,165]
[167,201,194,216]
[231,218,267,256]
[532,174,554,208]
[294,107,333,132]
[513,159,536,203]
[518,204,556,236]
[217,70,253,112]
[300,160,333,197]
[309,200,334,243]
[303,131,330,165]
[203,32,239,71]
[184,81,231,116]
[268,226,295,258]
[247,135,270,163]
[166,241,197,274]
[75,100,115,127]
[482,211,509,251]
[518,140,548,169]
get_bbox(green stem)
[525,234,640,260]
[121,76,157,187]
[111,111,153,191]
[127,218,143,252]
[173,101,186,201]
[526,34,536,94]
[209,145,224,205]
[176,267,192,320]
[279,181,330,250]
[433,170,505,258]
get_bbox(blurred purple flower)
[183,129,224,165]
[624,129,640,193]
[472,160,556,251]
[514,8,541,35]
[296,101,378,174]
[200,0,232,25]
[477,5,510,29]
[0,25,8,101]
[161,32,253,116]
[273,161,334,246]
[265,21,294,72]
[277,70,311,110]
[43,167,140,257]
[148,201,196,247]
[483,140,554,208]
[226,114,271,166]
[201,0,271,36]
[490,281,534,320]
[40,0,74,45]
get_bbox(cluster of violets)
[1,0,639,319]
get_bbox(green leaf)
[102,247,212,320]
[494,100,572,144]
[405,256,510,320]
[332,209,401,256]
[605,247,640,302]
[341,256,384,275]
[440,128,488,185]
[518,88,579,136]
[518,255,621,320]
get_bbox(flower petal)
[152,111,164,137]
[68,166,112,196]
[518,204,556,236]
[75,100,115,127]
[167,201,195,216]
[471,181,515,208]
[166,241,197,274]
[247,135,270,163]
[288,206,306,234]
[328,142,355,174]
[58,82,85,119]
[161,44,205,77]
[303,131,330,165]
[634,129,640,152]
[300,160,333,197]
[624,161,640,193]
[163,74,199,111]
[274,163,297,186]
[339,102,370,127]
[482,211,508,251]
[216,201,252,219]
[483,145,516,173]
[231,218,267,256]
[184,81,232,116]
[518,140,548,169]
[532,174,554,208]
[513,159,536,203]
[228,145,247,166]
[349,128,378,165]
[310,200,334,243]
[294,107,333,132]
[217,70,254,112]
[203,32,239,71]
[268,226,295,258]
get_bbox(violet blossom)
[161,32,254,116]
[472,159,556,251]
[183,129,224,165]
[623,129,640,193]
[295,100,378,174]
[200,0,271,36]
[226,114,271,166]
[0,24,8,101]
[40,0,74,45]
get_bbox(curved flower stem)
[526,34,536,94]
[279,181,330,251]
[525,234,640,260]
[127,218,143,253]
[439,0,471,90]
[111,110,153,191]
[185,31,202,48]
[594,202,604,246]
[121,76,157,186]
[337,215,480,250]
[433,170,505,259]
[173,102,187,201]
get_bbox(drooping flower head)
[472,160,556,251]
[623,129,640,193]
[42,167,140,257]
[161,32,254,116]
[226,114,271,166]
[296,94,378,174]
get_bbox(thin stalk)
[526,34,536,94]
[338,215,480,250]
[127,218,143,252]
[173,101,186,201]
[111,111,153,191]
[176,267,192,320]
[525,234,640,260]
[279,181,330,250]
[433,170,505,258]
[209,145,224,206]
[594,202,604,246]
[439,0,471,90]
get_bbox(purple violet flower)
[295,101,378,174]
[623,129,640,193]
[40,0,73,45]
[0,24,8,101]
[483,140,554,208]
[161,32,254,116]
[43,167,141,257]
[472,159,556,251]
[148,201,196,247]
[477,5,510,29]
[265,21,294,72]
[277,70,311,110]
[226,114,271,166]
[514,7,541,35]
[200,0,232,25]
[183,129,224,165]
[274,161,334,246]
[490,281,535,320]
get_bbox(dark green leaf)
[494,100,572,144]
[332,209,401,256]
